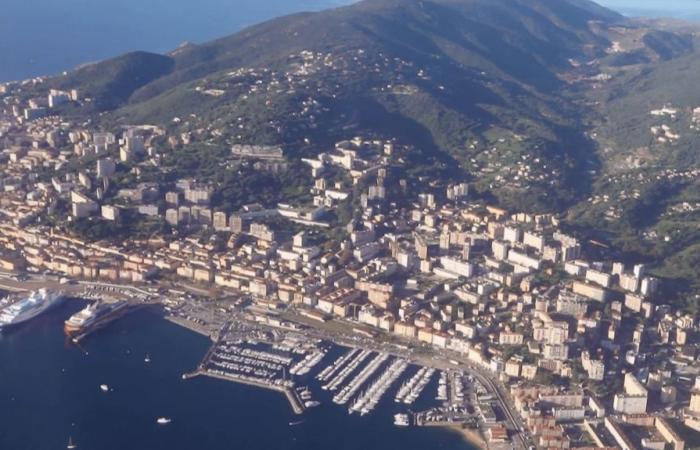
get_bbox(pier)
[183,369,305,414]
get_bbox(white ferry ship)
[64,300,130,335]
[0,289,64,330]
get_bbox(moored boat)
[0,289,64,330]
[64,300,131,336]
[393,413,410,427]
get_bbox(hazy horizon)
[598,0,700,19]
[1,0,698,82]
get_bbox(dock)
[183,369,305,414]
[164,314,217,340]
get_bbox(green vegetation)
[31,0,700,302]
[68,212,170,242]
[161,144,313,213]
[53,51,175,111]
[41,0,627,213]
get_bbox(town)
[0,70,698,450]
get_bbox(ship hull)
[0,293,64,330]
[64,303,135,340]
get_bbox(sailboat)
[67,436,78,449]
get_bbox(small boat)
[394,413,409,427]
[100,384,109,392]
[299,388,312,400]
[67,436,78,449]
[156,417,172,425]
[289,420,304,426]
[144,354,151,363]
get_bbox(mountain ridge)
[19,0,700,287]
[40,0,699,212]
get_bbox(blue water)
[0,0,354,82]
[2,0,698,82]
[0,301,471,450]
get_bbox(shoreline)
[0,278,517,447]
[445,424,488,450]
[421,422,487,450]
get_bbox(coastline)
[0,308,478,450]
[422,422,487,450]
[446,424,488,450]
[0,278,517,449]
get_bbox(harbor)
[0,281,491,448]
[176,313,488,444]
[0,301,474,450]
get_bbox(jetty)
[183,369,305,414]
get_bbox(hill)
[40,0,700,287]
[51,51,175,111]
[50,0,633,210]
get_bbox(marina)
[315,347,360,382]
[0,285,486,447]
[332,353,390,405]
[322,349,372,391]
[395,366,436,405]
[0,297,480,450]
[177,316,475,428]
[183,321,331,415]
[348,358,408,415]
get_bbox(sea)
[0,300,473,450]
[0,0,355,82]
[2,0,699,83]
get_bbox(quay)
[163,314,216,340]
